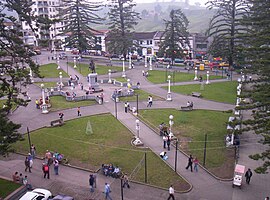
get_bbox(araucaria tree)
[0,2,40,155]
[159,9,190,64]
[58,0,103,53]
[206,0,249,67]
[239,0,270,174]
[106,0,140,59]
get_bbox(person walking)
[167,185,175,200]
[167,136,171,151]
[77,107,81,116]
[245,168,253,184]
[104,183,112,200]
[122,174,130,188]
[24,157,31,173]
[42,163,50,179]
[53,158,59,175]
[193,157,199,172]
[163,135,167,149]
[27,153,34,169]
[30,144,36,159]
[147,95,153,107]
[89,174,95,192]
[124,102,128,113]
[185,155,193,172]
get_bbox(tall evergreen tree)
[159,9,190,65]
[239,0,270,174]
[0,2,39,155]
[206,0,249,67]
[58,0,103,53]
[106,0,140,59]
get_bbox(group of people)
[186,101,194,108]
[185,154,199,172]
[12,171,32,190]
[43,150,62,177]
[102,164,121,178]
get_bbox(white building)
[21,0,66,48]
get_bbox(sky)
[134,0,208,6]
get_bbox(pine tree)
[58,0,103,53]
[206,0,249,67]
[106,0,140,59]
[159,9,190,65]
[0,3,39,155]
[239,0,270,174]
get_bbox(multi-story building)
[191,33,209,59]
[22,0,65,48]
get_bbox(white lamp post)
[149,56,153,70]
[29,68,34,83]
[129,54,132,69]
[73,57,77,68]
[206,71,210,84]
[57,57,60,70]
[169,115,174,138]
[108,69,112,83]
[122,58,126,78]
[40,84,48,114]
[127,79,131,92]
[167,75,172,101]
[136,119,140,138]
[59,72,63,89]
[145,55,147,68]
[194,67,198,80]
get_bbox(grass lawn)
[119,89,163,102]
[49,96,96,112]
[70,63,122,76]
[114,77,128,82]
[39,64,69,78]
[13,114,189,190]
[34,82,57,88]
[0,178,21,198]
[165,81,237,104]
[139,109,234,178]
[147,70,223,84]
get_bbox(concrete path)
[1,52,269,200]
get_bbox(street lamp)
[57,56,60,70]
[29,68,34,83]
[59,72,63,89]
[129,53,132,69]
[149,56,152,70]
[206,71,210,84]
[136,119,140,138]
[167,75,172,101]
[40,84,48,114]
[73,57,77,69]
[108,69,112,83]
[169,115,174,138]
[127,79,131,92]
[194,67,198,80]
[122,58,126,78]
[145,55,147,68]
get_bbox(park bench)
[50,119,64,127]
[191,92,201,98]
[180,106,193,111]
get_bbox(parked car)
[19,188,52,200]
[174,58,184,63]
[71,49,79,55]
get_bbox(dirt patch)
[208,148,235,179]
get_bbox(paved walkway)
[1,52,269,200]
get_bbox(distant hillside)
[95,2,215,33]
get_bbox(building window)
[140,41,143,45]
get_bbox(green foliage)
[0,2,40,156]
[239,0,270,174]
[159,9,190,63]
[58,0,103,52]
[106,0,140,58]
[206,0,249,67]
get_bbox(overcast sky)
[134,0,208,6]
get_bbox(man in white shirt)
[112,166,120,178]
[168,185,175,200]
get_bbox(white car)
[19,188,52,200]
